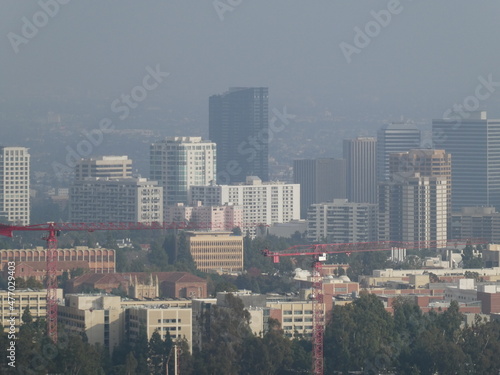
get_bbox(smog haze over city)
[2,1,500,177]
[5,2,500,374]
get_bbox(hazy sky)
[2,1,500,122]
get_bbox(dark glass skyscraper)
[293,158,346,219]
[432,111,500,212]
[209,87,269,184]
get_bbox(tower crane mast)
[0,221,197,343]
[262,239,486,375]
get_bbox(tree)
[324,293,396,373]
[124,352,138,375]
[149,330,166,375]
[22,306,33,324]
[193,294,252,374]
[148,241,170,271]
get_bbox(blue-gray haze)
[1,1,500,173]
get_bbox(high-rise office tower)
[343,137,377,203]
[150,137,216,207]
[0,146,30,225]
[293,158,346,219]
[75,156,132,180]
[432,111,500,211]
[377,122,421,181]
[209,87,269,184]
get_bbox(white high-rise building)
[189,176,300,235]
[0,147,30,225]
[150,137,216,210]
[75,156,132,180]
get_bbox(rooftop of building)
[379,122,419,130]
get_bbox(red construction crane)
[262,239,487,375]
[0,221,201,343]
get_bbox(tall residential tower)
[0,146,30,225]
[150,137,216,207]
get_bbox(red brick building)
[0,246,115,280]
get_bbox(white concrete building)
[189,176,300,236]
[69,177,163,223]
[165,202,243,231]
[75,155,132,180]
[307,199,378,243]
[150,137,216,208]
[0,146,30,225]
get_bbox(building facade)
[150,137,216,208]
[126,305,193,351]
[343,137,377,203]
[165,202,243,231]
[209,87,269,184]
[451,207,500,244]
[293,158,346,219]
[0,289,63,333]
[69,177,163,223]
[376,123,421,182]
[0,246,115,280]
[0,146,30,225]
[186,231,244,273]
[432,111,500,211]
[59,294,194,354]
[189,176,300,235]
[379,175,448,248]
[390,149,452,217]
[75,155,132,180]
[306,199,378,243]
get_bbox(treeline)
[325,293,500,374]
[3,294,500,374]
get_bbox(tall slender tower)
[150,137,216,208]
[377,122,421,181]
[0,146,30,225]
[432,111,500,211]
[343,137,377,203]
[209,87,269,184]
